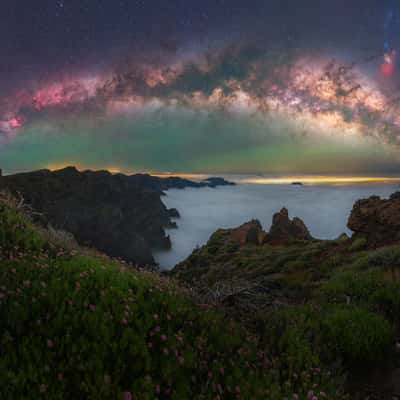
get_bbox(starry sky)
[2,0,400,175]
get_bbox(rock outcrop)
[265,208,312,243]
[348,193,400,246]
[230,219,265,245]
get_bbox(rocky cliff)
[0,167,174,265]
[0,167,236,265]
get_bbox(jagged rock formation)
[264,207,312,243]
[230,219,265,245]
[348,193,400,246]
[228,209,312,247]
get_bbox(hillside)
[1,188,400,398]
[0,191,346,400]
[173,202,400,398]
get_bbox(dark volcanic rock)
[348,193,400,246]
[168,208,180,218]
[390,192,400,200]
[230,219,265,246]
[201,177,236,187]
[0,167,177,265]
[265,208,312,243]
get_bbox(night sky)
[2,0,400,175]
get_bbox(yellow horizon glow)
[240,176,400,184]
[43,163,400,184]
[45,163,210,179]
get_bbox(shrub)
[0,202,46,255]
[322,306,393,364]
[370,283,400,323]
[319,271,384,305]
[366,246,400,269]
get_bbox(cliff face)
[0,167,236,265]
[0,167,176,265]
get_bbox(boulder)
[265,208,312,243]
[348,194,400,246]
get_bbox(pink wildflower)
[47,339,54,349]
[122,391,132,400]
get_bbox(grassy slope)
[0,194,345,400]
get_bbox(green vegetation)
[0,195,347,399]
[1,192,400,399]
[175,224,400,398]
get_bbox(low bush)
[321,306,393,364]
